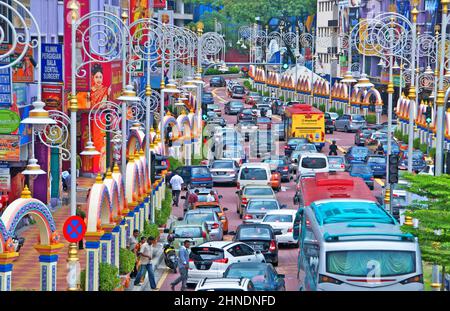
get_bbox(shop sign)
[0,110,20,134]
[0,167,10,191]
[0,135,20,162]
[0,67,12,107]
[41,44,63,83]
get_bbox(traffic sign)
[63,216,87,243]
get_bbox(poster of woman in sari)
[130,0,148,36]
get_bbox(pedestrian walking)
[127,229,139,252]
[133,236,158,290]
[171,240,190,291]
[76,154,82,178]
[329,140,338,156]
[131,236,145,279]
[169,172,184,207]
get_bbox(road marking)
[375,178,385,187]
[326,139,346,153]
[211,88,227,103]
[272,115,281,121]
[155,269,169,291]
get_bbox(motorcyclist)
[329,140,338,156]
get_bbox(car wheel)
[273,260,278,267]
[344,126,349,132]
[294,241,300,248]
[239,213,243,219]
[330,130,334,134]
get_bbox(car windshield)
[352,148,369,155]
[368,157,386,163]
[240,168,268,180]
[351,115,365,121]
[288,138,308,145]
[247,200,279,210]
[296,144,316,151]
[196,206,221,214]
[301,157,327,169]
[185,213,215,223]
[351,165,372,174]
[238,227,272,239]
[262,159,285,166]
[230,102,243,107]
[244,187,274,196]
[257,117,271,123]
[326,250,416,277]
[173,227,202,238]
[328,157,344,165]
[225,267,267,284]
[233,87,245,93]
[203,93,213,99]
[212,161,234,169]
[263,214,293,222]
[241,109,253,114]
[409,152,424,159]
[192,167,210,175]
[249,92,259,97]
[190,248,224,261]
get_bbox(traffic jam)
[160,76,424,291]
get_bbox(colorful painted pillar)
[144,196,150,222]
[111,226,120,268]
[0,252,19,291]
[126,203,137,233]
[100,225,115,264]
[34,244,64,291]
[85,232,103,291]
[119,217,127,249]
[185,139,192,165]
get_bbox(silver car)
[183,210,224,241]
[243,199,284,224]
[289,143,318,175]
[327,156,347,172]
[334,114,367,132]
[209,160,240,184]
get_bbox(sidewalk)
[12,177,95,291]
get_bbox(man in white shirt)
[133,236,158,290]
[206,190,216,202]
[170,173,184,207]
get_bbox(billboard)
[42,84,64,112]
[64,0,90,92]
[0,135,20,162]
[41,44,63,83]
[0,44,35,83]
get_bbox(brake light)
[269,240,276,252]
[283,166,289,171]
[241,197,248,205]
[360,133,364,137]
[202,231,207,238]
[340,164,345,169]
[211,223,219,229]
[287,227,293,233]
[189,259,194,262]
[319,274,343,285]
[400,274,423,284]
[284,145,289,149]
[213,258,229,264]
[244,214,253,220]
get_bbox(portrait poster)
[0,44,35,83]
[130,0,149,35]
[80,114,106,175]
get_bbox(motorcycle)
[163,236,177,273]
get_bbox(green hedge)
[156,188,172,227]
[263,91,270,97]
[119,248,136,275]
[279,96,285,101]
[243,80,252,90]
[419,143,428,154]
[429,147,436,158]
[141,221,160,240]
[168,157,183,172]
[365,114,377,124]
[402,133,410,144]
[80,263,121,291]
[413,137,421,150]
[394,129,403,141]
[329,107,337,113]
[318,104,326,112]
[336,108,344,116]
[204,66,240,75]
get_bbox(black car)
[237,108,255,122]
[272,123,285,141]
[284,137,309,156]
[224,101,244,115]
[210,76,226,87]
[168,165,213,189]
[324,112,335,134]
[232,224,279,266]
[261,156,290,182]
[223,263,285,291]
[208,117,226,127]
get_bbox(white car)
[296,153,329,179]
[187,241,266,284]
[195,278,255,291]
[418,164,434,176]
[237,163,272,190]
[261,210,299,247]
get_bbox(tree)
[399,173,450,272]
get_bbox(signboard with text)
[0,67,12,107]
[0,167,10,192]
[0,110,20,134]
[42,84,64,112]
[0,135,20,162]
[41,44,63,83]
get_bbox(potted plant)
[119,248,136,289]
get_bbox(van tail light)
[189,259,194,262]
[202,231,207,238]
[400,274,423,284]
[269,240,276,252]
[319,274,343,285]
[244,214,253,220]
[241,197,248,205]
[284,145,289,149]
[237,182,240,189]
[283,166,289,171]
[213,258,229,264]
[340,164,345,169]
[211,223,219,229]
[287,227,293,233]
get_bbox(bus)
[284,104,325,151]
[296,199,423,291]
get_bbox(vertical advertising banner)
[130,0,149,34]
[42,84,64,112]
[41,44,63,83]
[0,67,12,107]
[64,0,90,91]
[110,60,123,102]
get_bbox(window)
[228,244,254,257]
[301,157,327,169]
[239,168,268,180]
[173,227,202,238]
[302,216,320,280]
[238,227,272,240]
[190,248,224,261]
[326,250,416,277]
[247,200,279,210]
[212,161,234,169]
[192,167,210,176]
[244,187,273,196]
[263,214,293,223]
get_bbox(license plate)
[200,265,206,270]
[253,245,263,251]
[217,172,226,175]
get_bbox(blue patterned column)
[0,251,18,291]
[139,202,145,231]
[111,226,120,268]
[144,196,150,222]
[85,232,103,291]
[119,219,127,249]
[99,230,112,264]
[34,244,64,291]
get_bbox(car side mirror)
[223,207,228,211]
[163,228,170,234]
[177,217,184,221]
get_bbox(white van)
[296,153,329,178]
[237,163,272,190]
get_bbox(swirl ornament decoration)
[74,11,128,79]
[88,100,122,135]
[200,32,225,58]
[36,110,72,161]
[418,72,435,93]
[138,89,161,113]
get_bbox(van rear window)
[301,158,327,169]
[240,168,268,180]
[190,248,224,261]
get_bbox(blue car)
[399,150,427,172]
[169,165,213,189]
[380,139,400,155]
[223,262,286,291]
[365,155,387,178]
[345,146,370,164]
[349,164,375,190]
